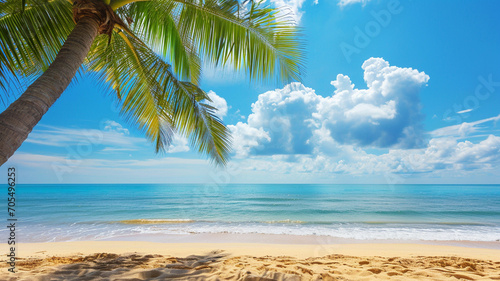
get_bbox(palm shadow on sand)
[14,250,229,280]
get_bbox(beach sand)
[2,241,500,280]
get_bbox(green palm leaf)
[120,0,305,84]
[121,1,202,84]
[0,0,73,97]
[175,0,305,83]
[0,0,73,74]
[86,29,231,165]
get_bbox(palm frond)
[0,0,73,95]
[86,29,231,165]
[117,0,304,84]
[174,0,305,83]
[119,1,202,84]
[0,0,73,72]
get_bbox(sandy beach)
[3,241,500,280]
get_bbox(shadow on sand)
[12,250,233,280]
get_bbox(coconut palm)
[0,0,304,166]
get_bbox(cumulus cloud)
[206,90,228,120]
[226,57,500,179]
[452,135,500,168]
[229,83,321,157]
[228,122,271,158]
[230,57,429,159]
[322,58,429,148]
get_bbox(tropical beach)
[1,0,500,280]
[2,184,500,279]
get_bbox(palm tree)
[0,0,304,166]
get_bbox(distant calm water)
[4,184,500,242]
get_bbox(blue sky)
[2,0,500,184]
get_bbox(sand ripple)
[3,250,500,280]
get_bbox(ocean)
[4,184,500,243]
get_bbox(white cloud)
[399,135,500,172]
[322,58,429,148]
[230,57,429,159]
[338,0,371,7]
[25,122,144,148]
[271,0,307,24]
[344,100,397,122]
[206,91,228,120]
[229,82,321,157]
[453,135,500,166]
[103,120,129,135]
[228,122,271,158]
[167,135,190,153]
[457,108,474,114]
[430,114,500,138]
[225,57,499,180]
[25,121,192,154]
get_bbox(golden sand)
[3,241,500,280]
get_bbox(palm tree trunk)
[0,16,100,166]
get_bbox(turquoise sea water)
[4,184,500,242]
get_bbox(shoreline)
[96,232,500,250]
